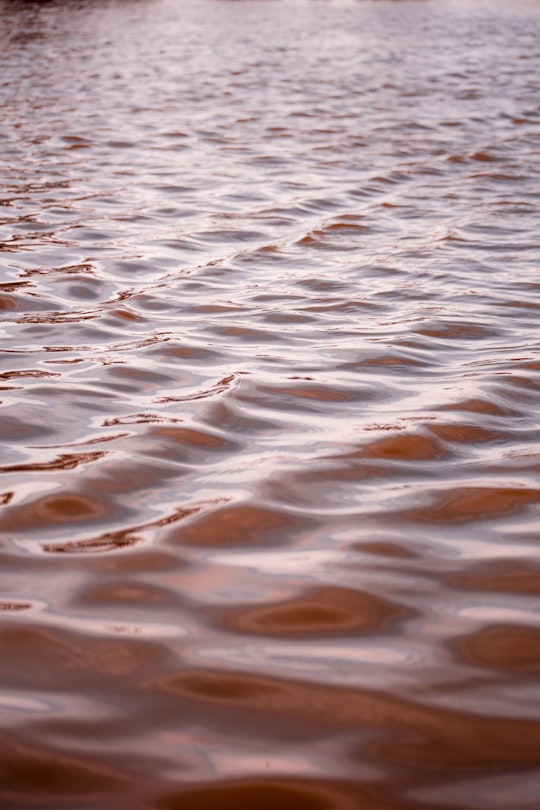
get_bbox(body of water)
[1,0,540,807]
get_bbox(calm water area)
[1,0,540,807]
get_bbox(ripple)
[0,744,126,802]
[454,624,540,672]
[157,780,359,810]
[0,492,112,532]
[165,503,304,549]
[210,585,410,639]
[404,486,540,524]
[1,0,540,806]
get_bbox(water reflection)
[1,0,540,807]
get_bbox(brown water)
[1,0,540,807]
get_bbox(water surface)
[1,0,540,807]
